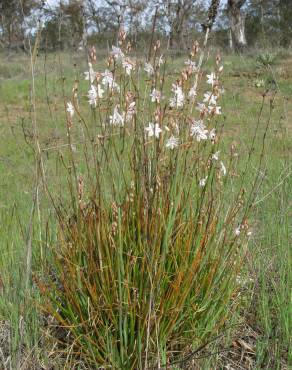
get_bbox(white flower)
[203,92,211,102]
[84,62,95,83]
[66,101,74,117]
[101,69,120,92]
[158,55,164,66]
[88,85,98,107]
[188,87,197,99]
[184,59,197,72]
[203,91,217,106]
[196,102,207,114]
[220,161,227,176]
[212,151,220,161]
[208,105,221,115]
[122,59,134,75]
[171,84,184,96]
[144,62,154,76]
[215,106,222,115]
[209,128,216,141]
[169,84,184,108]
[199,176,208,187]
[145,122,162,139]
[125,101,136,122]
[109,105,125,127]
[190,120,208,142]
[165,136,179,149]
[101,69,113,85]
[169,97,177,108]
[206,72,217,85]
[235,226,241,236]
[210,96,218,106]
[150,88,161,103]
[111,45,124,61]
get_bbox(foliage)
[35,39,256,369]
[256,52,276,68]
[0,0,41,49]
[1,0,292,51]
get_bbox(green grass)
[0,49,291,368]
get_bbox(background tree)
[0,0,41,49]
[165,0,197,49]
[147,0,211,50]
[85,0,147,46]
[1,0,291,52]
[278,0,292,47]
[62,0,85,49]
[227,0,247,50]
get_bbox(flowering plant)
[39,35,253,369]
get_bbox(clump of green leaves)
[38,39,254,369]
[256,52,276,68]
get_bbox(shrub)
[256,52,276,68]
[38,38,254,369]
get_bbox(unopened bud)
[89,46,96,63]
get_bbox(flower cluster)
[169,83,185,108]
[80,41,227,181]
[190,119,209,142]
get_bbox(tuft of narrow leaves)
[38,36,252,369]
